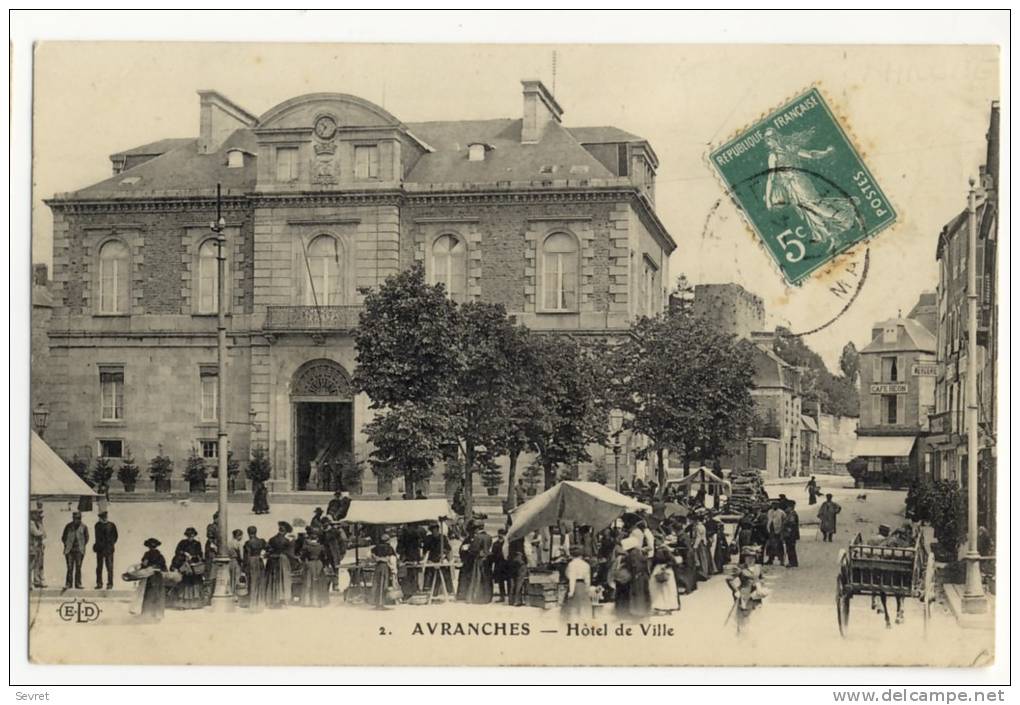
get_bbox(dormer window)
[468,143,487,162]
[226,149,245,168]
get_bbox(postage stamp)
[709,87,896,285]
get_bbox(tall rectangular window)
[99,367,124,421]
[200,367,218,422]
[883,394,898,425]
[881,356,898,382]
[355,145,379,179]
[276,147,299,181]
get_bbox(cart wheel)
[836,577,851,637]
[922,550,935,637]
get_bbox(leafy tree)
[770,328,860,417]
[524,335,609,490]
[366,402,444,488]
[493,324,544,507]
[668,273,696,316]
[839,341,860,383]
[184,445,207,487]
[148,447,174,483]
[611,310,756,489]
[354,265,529,518]
[587,457,611,485]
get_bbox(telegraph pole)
[209,183,233,611]
[962,177,987,613]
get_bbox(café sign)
[870,382,908,394]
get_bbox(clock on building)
[314,115,337,140]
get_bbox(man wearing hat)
[61,511,89,589]
[93,510,119,589]
[29,508,47,589]
[327,491,351,521]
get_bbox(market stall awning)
[854,436,916,458]
[30,431,97,497]
[507,481,650,541]
[664,467,731,492]
[343,498,451,525]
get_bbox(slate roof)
[57,118,644,198]
[403,119,616,184]
[567,126,645,144]
[71,130,258,199]
[861,318,937,354]
[110,137,193,159]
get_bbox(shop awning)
[30,431,97,497]
[854,436,916,458]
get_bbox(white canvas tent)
[343,498,451,525]
[506,481,650,541]
[30,431,97,497]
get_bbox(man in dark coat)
[489,528,512,602]
[782,500,801,568]
[93,510,119,589]
[61,511,89,589]
[327,491,351,521]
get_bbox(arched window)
[98,240,129,314]
[197,239,220,314]
[305,235,342,306]
[431,234,467,301]
[541,232,578,311]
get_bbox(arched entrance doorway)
[290,359,354,491]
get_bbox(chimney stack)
[520,80,563,144]
[197,90,259,155]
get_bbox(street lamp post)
[745,424,754,472]
[32,403,50,439]
[610,412,623,491]
[209,184,233,612]
[962,178,987,614]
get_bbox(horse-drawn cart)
[835,532,935,637]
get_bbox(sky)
[31,42,999,369]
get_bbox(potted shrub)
[246,445,272,496]
[184,446,207,493]
[442,457,464,497]
[523,461,543,496]
[336,452,365,496]
[67,454,91,487]
[227,450,241,492]
[149,446,174,493]
[116,446,140,492]
[481,464,502,497]
[93,455,115,497]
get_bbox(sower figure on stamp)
[61,510,88,590]
[93,510,118,589]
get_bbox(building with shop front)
[927,101,998,534]
[39,80,675,493]
[854,316,936,481]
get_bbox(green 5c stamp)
[709,87,896,285]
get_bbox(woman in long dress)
[138,538,166,622]
[243,526,266,611]
[370,533,397,609]
[467,526,494,605]
[264,521,293,608]
[170,527,205,609]
[227,529,244,597]
[622,538,651,620]
[648,540,680,614]
[691,513,714,580]
[299,528,330,607]
[456,523,477,601]
[561,546,592,621]
[252,481,270,515]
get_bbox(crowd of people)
[30,473,846,629]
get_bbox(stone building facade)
[41,80,675,492]
[928,101,998,534]
[854,317,936,478]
